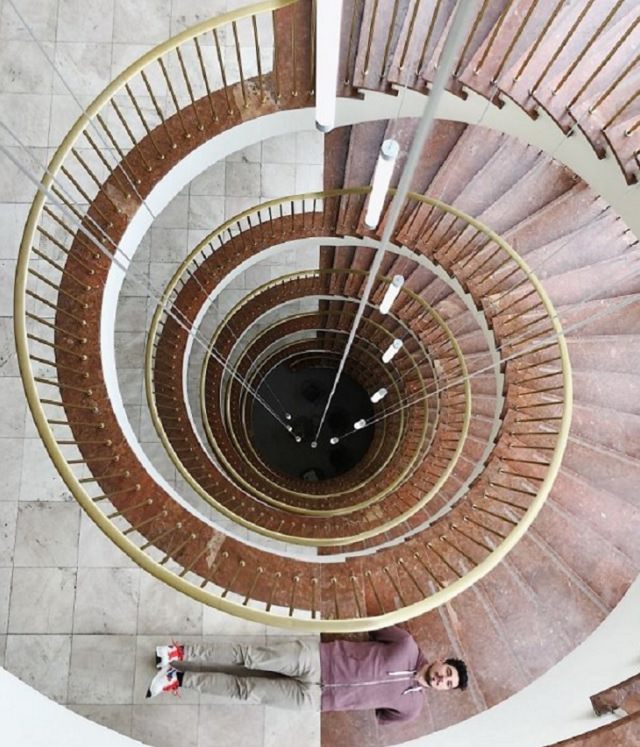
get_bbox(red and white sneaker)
[146,666,181,698]
[155,642,185,669]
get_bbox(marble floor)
[0,1,324,745]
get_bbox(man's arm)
[369,625,411,644]
[375,707,413,725]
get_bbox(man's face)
[419,661,459,691]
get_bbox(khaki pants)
[177,640,322,710]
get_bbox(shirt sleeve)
[375,707,413,725]
[369,625,411,644]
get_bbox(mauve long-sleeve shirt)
[319,626,428,725]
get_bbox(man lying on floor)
[147,625,468,724]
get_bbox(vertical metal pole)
[313,0,481,443]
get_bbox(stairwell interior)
[2,1,640,746]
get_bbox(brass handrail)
[14,3,573,628]
[201,272,435,500]
[230,337,403,503]
[201,288,432,507]
[147,242,467,537]
[145,186,566,546]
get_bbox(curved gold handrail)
[199,273,434,507]
[213,313,408,501]
[13,1,572,628]
[147,264,464,538]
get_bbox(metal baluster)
[157,58,191,137]
[193,37,218,123]
[513,0,563,81]
[110,99,154,170]
[530,0,597,95]
[474,0,514,74]
[124,83,165,157]
[175,47,205,131]
[553,0,626,96]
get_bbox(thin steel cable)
[218,318,292,417]
[341,261,640,438]
[0,130,291,431]
[351,66,637,435]
[5,0,160,223]
[312,0,482,444]
[359,241,640,428]
[6,0,291,421]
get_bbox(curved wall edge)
[0,668,147,746]
[403,575,639,747]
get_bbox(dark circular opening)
[250,363,375,481]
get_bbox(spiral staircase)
[10,0,640,745]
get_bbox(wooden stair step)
[504,1,627,115]
[559,294,640,337]
[562,434,640,502]
[440,137,541,221]
[571,369,640,416]
[602,110,640,185]
[501,183,606,252]
[570,402,640,459]
[458,0,558,99]
[468,156,577,237]
[567,335,640,374]
[386,0,457,86]
[476,559,576,680]
[533,6,639,129]
[519,213,631,280]
[542,255,640,308]
[351,0,412,92]
[447,584,530,709]
[530,501,636,610]
[550,467,640,564]
[507,532,607,642]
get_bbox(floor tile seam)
[7,564,78,634]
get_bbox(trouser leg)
[182,640,321,681]
[181,671,321,710]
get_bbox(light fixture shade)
[353,419,366,430]
[364,139,400,229]
[330,436,339,444]
[382,338,403,363]
[379,274,404,314]
[315,0,344,132]
[370,387,388,403]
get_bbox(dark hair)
[445,658,468,691]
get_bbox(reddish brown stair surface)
[16,3,640,747]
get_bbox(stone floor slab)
[5,633,71,703]
[68,634,136,705]
[9,566,76,633]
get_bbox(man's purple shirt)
[320,625,428,724]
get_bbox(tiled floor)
[0,1,322,745]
